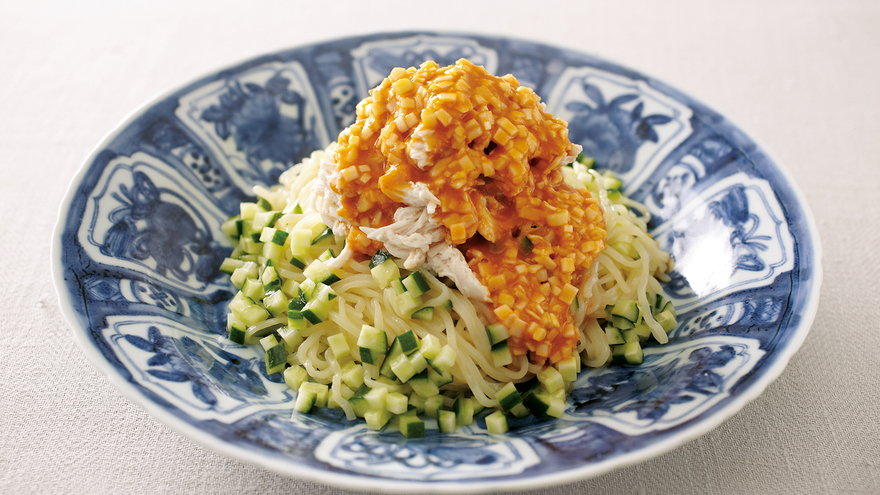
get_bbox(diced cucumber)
[485,410,508,434]
[260,334,278,351]
[386,392,409,415]
[301,283,336,324]
[287,308,306,331]
[277,326,303,350]
[509,402,530,419]
[298,278,317,301]
[293,388,316,414]
[219,257,245,275]
[522,390,551,417]
[402,271,430,295]
[411,306,434,320]
[228,292,269,327]
[491,341,513,367]
[379,338,401,380]
[411,349,429,374]
[253,210,282,231]
[454,397,475,426]
[427,366,453,387]
[364,386,388,410]
[327,333,351,360]
[262,336,287,374]
[611,298,640,323]
[261,266,282,293]
[540,393,565,418]
[557,357,579,383]
[604,324,625,345]
[369,249,393,269]
[538,366,564,393]
[438,410,457,433]
[221,215,242,239]
[486,324,510,346]
[496,382,523,412]
[632,322,653,342]
[241,277,265,301]
[440,299,453,310]
[515,376,541,397]
[289,229,312,257]
[408,370,440,398]
[424,395,444,419]
[240,237,262,254]
[259,227,289,246]
[226,315,247,345]
[230,262,258,289]
[408,394,426,415]
[655,309,678,332]
[370,258,400,289]
[357,325,388,366]
[263,290,288,317]
[428,345,457,374]
[340,362,365,389]
[396,291,422,315]
[240,202,260,220]
[611,315,635,330]
[283,365,308,391]
[398,415,425,438]
[347,385,371,417]
[611,344,628,364]
[311,226,333,245]
[388,350,417,383]
[390,278,406,295]
[624,341,644,365]
[281,278,299,298]
[256,197,272,211]
[623,328,640,344]
[261,240,286,262]
[419,334,442,360]
[397,330,419,356]
[288,255,307,270]
[303,259,340,286]
[301,382,329,408]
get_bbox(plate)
[52,32,821,492]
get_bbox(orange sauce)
[330,59,606,363]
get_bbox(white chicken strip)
[313,154,491,302]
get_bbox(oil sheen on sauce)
[330,59,606,364]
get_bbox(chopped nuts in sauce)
[331,59,606,363]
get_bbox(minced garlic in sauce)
[330,59,606,363]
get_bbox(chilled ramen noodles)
[220,60,677,436]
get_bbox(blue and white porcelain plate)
[52,32,822,492]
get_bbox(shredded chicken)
[313,153,490,301]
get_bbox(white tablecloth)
[2,1,878,493]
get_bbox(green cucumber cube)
[485,323,510,345]
[438,410,457,433]
[491,341,513,367]
[357,325,388,365]
[327,333,351,360]
[386,392,409,415]
[485,410,508,434]
[398,415,425,438]
[283,365,308,391]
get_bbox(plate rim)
[51,30,823,493]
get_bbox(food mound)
[315,59,606,364]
